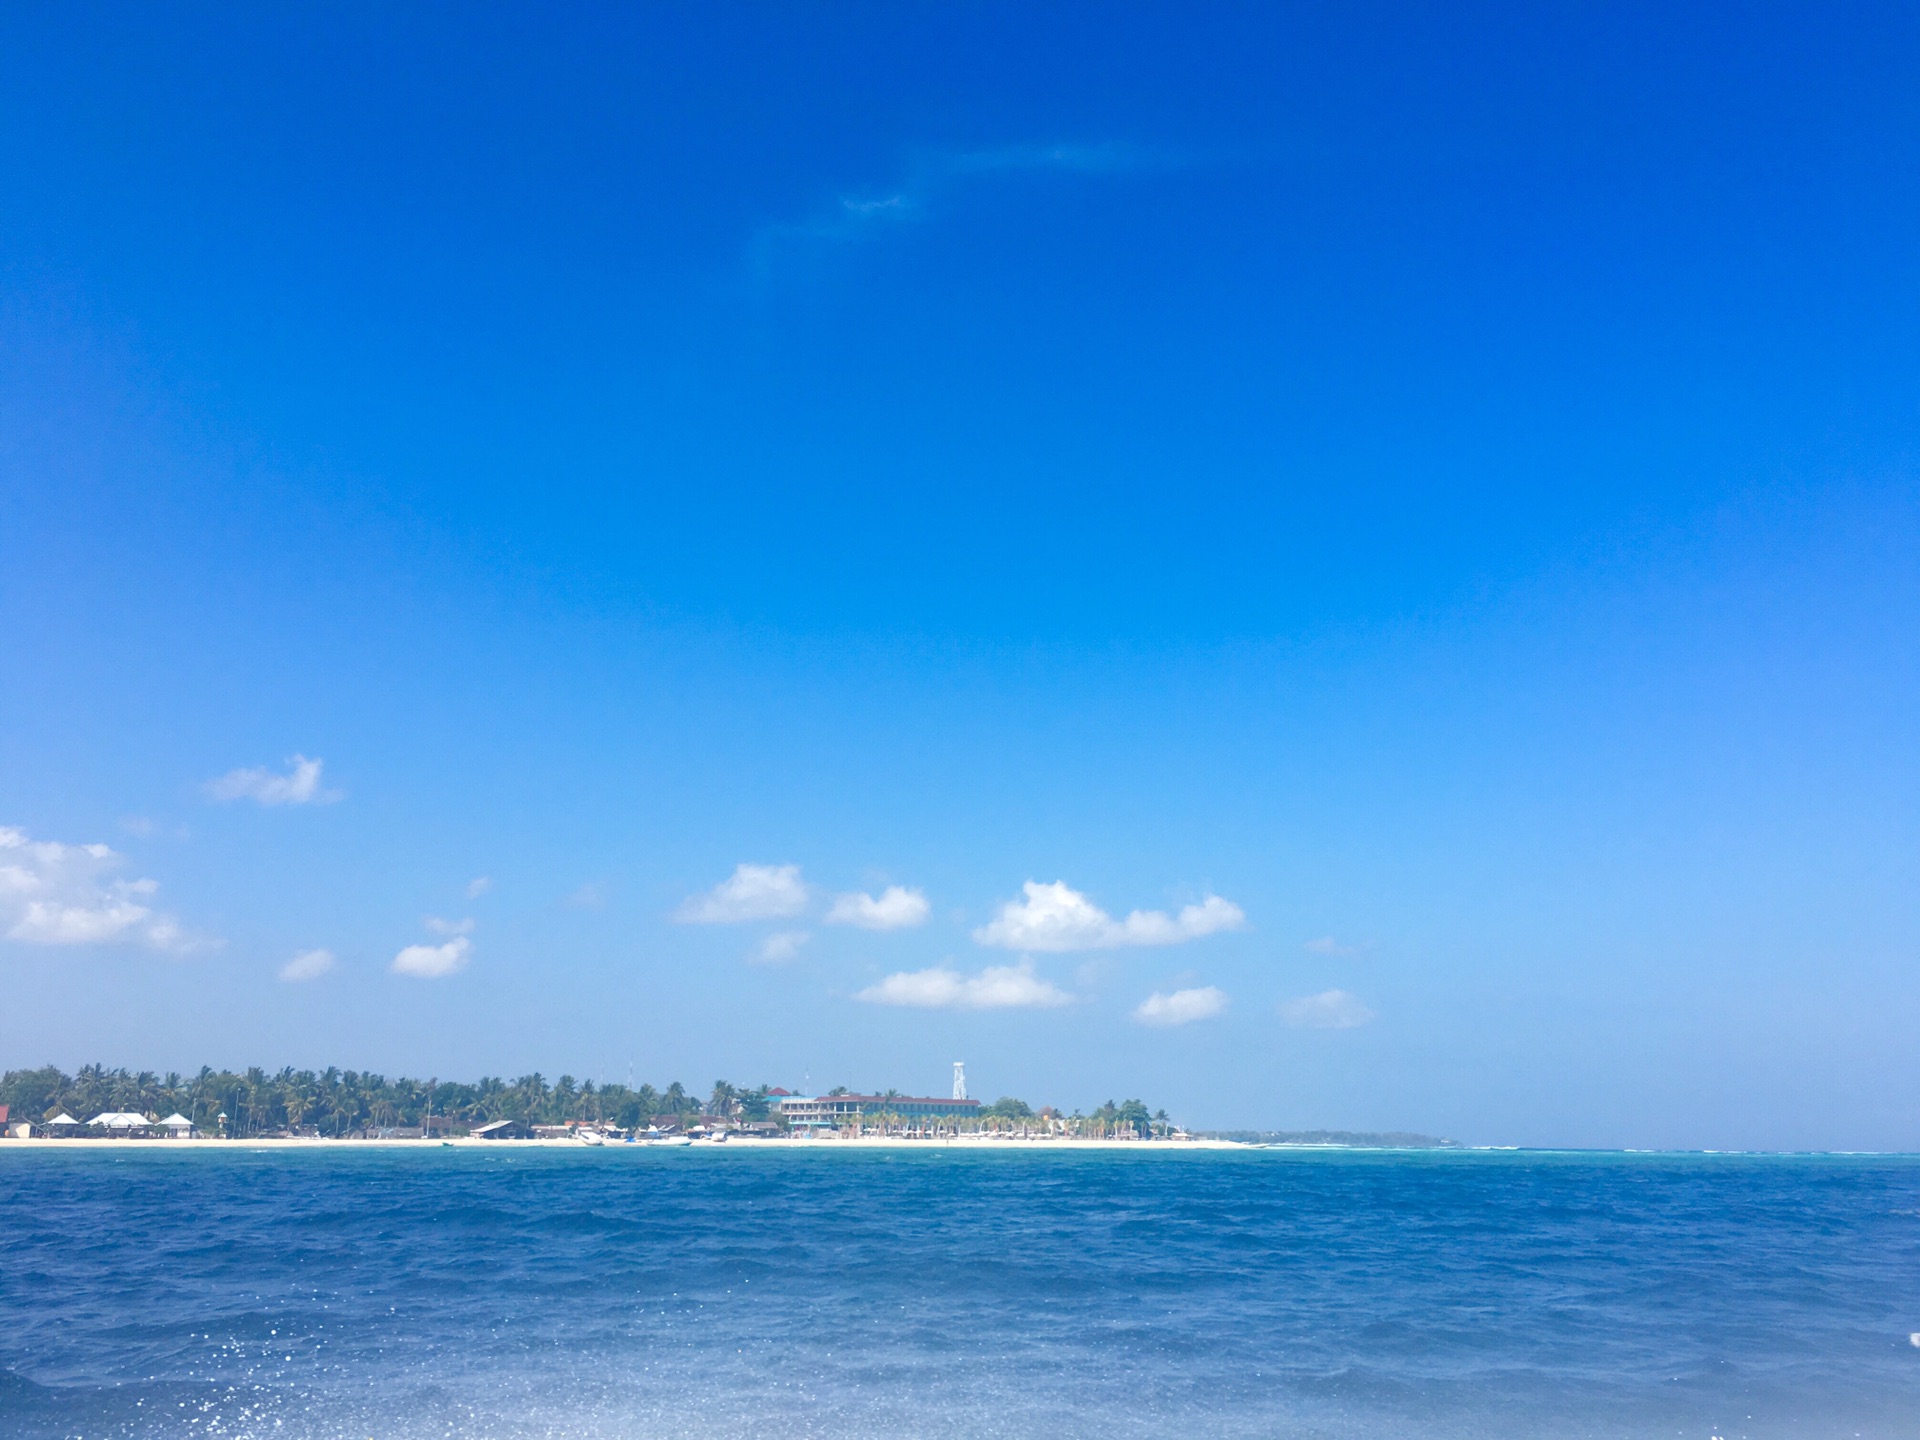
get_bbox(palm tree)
[2,1062,1155,1148]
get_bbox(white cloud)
[1304,936,1356,956]
[1135,986,1228,1027]
[825,885,930,930]
[1280,989,1375,1030]
[466,876,493,899]
[280,948,335,982]
[754,930,810,964]
[674,863,809,923]
[392,936,470,978]
[856,958,1071,1011]
[205,754,341,806]
[566,882,606,910]
[424,915,474,936]
[973,881,1245,952]
[0,825,203,951]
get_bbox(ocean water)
[3,1147,1919,1439]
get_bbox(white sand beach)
[5,1133,1247,1151]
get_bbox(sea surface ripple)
[3,1147,1918,1438]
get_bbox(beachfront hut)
[158,1113,194,1138]
[471,1118,530,1140]
[47,1113,81,1134]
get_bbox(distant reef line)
[1197,1130,1460,1148]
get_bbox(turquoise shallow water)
[3,1146,1919,1438]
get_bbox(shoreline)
[0,1134,1249,1151]
[8,1137,1919,1156]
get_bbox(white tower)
[952,1061,967,1101]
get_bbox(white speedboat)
[648,1134,692,1147]
[576,1129,605,1146]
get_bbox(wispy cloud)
[674,863,810,923]
[856,958,1071,1011]
[466,876,493,899]
[974,881,1244,952]
[1280,989,1375,1030]
[121,816,187,841]
[1135,986,1228,1026]
[1304,936,1358,956]
[280,948,335,982]
[425,915,474,936]
[0,825,206,952]
[946,142,1156,177]
[826,885,930,930]
[752,142,1162,269]
[205,754,341,806]
[754,930,810,964]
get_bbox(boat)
[576,1129,605,1146]
[647,1134,692,1147]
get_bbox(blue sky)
[2,4,1916,1147]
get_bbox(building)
[471,1118,531,1140]
[779,1093,983,1129]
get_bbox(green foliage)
[736,1086,775,1122]
[1,1066,1176,1140]
[0,1065,777,1137]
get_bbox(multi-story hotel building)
[778,1092,983,1128]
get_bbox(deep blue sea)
[4,1147,1920,1439]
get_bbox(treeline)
[1,1065,1177,1140]
[817,1091,1172,1137]
[0,1064,778,1137]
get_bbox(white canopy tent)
[88,1111,151,1130]
[158,1113,194,1137]
[48,1113,80,1127]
